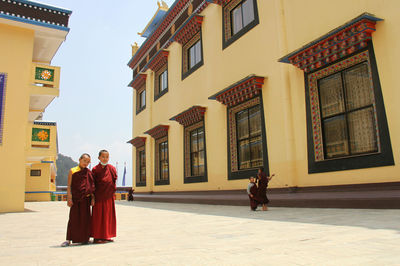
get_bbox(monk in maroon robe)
[247,176,260,211]
[91,150,117,243]
[256,167,275,211]
[61,153,94,247]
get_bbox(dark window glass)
[30,170,41,176]
[318,62,378,159]
[231,0,255,36]
[139,90,146,109]
[190,127,205,176]
[159,141,169,180]
[188,40,202,70]
[139,150,146,183]
[159,69,168,93]
[236,105,263,169]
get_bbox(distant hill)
[56,153,78,186]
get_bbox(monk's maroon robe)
[91,164,117,240]
[66,166,94,243]
[256,172,270,204]
[248,182,260,210]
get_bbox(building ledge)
[132,182,400,209]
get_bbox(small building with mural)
[25,121,58,202]
[0,0,70,212]
[127,0,399,207]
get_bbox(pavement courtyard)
[0,201,399,266]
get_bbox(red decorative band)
[144,125,169,139]
[209,75,265,107]
[286,16,380,72]
[213,0,232,6]
[174,15,204,45]
[129,74,147,90]
[127,137,146,148]
[170,106,207,127]
[147,50,169,73]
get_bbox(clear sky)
[40,0,176,186]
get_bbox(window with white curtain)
[189,40,202,70]
[231,0,255,36]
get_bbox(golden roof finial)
[131,42,139,56]
[157,1,169,10]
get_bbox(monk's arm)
[268,173,276,181]
[67,170,73,207]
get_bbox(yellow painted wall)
[0,24,34,212]
[26,123,58,160]
[25,163,53,201]
[131,0,400,192]
[25,123,58,201]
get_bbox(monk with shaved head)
[61,153,95,247]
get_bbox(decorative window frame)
[183,121,208,183]
[154,64,168,101]
[227,96,269,180]
[0,73,7,145]
[278,13,394,173]
[170,106,208,184]
[209,75,269,180]
[172,14,205,80]
[154,136,170,185]
[220,0,260,49]
[305,44,394,173]
[129,73,147,115]
[182,31,204,80]
[144,125,170,186]
[127,136,147,187]
[136,85,146,114]
[136,146,146,187]
[148,50,169,101]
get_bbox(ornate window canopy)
[213,0,233,6]
[147,50,169,73]
[127,136,146,148]
[144,124,169,139]
[209,75,265,107]
[128,73,147,90]
[170,106,207,127]
[173,14,204,45]
[278,13,382,73]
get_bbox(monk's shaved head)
[80,153,91,160]
[98,149,109,157]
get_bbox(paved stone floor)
[0,201,399,266]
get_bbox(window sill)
[136,181,146,187]
[308,152,394,174]
[182,60,204,80]
[155,180,170,186]
[223,19,259,50]
[154,88,168,102]
[228,168,261,180]
[184,175,208,184]
[136,106,146,115]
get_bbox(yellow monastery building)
[0,1,71,212]
[128,0,399,207]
